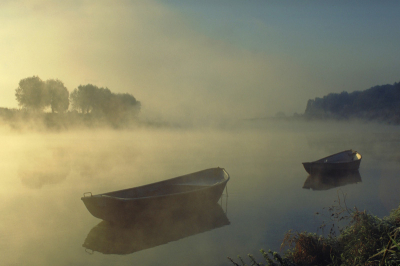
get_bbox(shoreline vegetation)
[4,77,400,131]
[251,81,400,126]
[0,108,169,131]
[229,199,400,266]
[1,76,153,131]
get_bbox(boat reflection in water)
[303,171,362,191]
[83,201,229,255]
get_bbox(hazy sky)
[1,0,399,124]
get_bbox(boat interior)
[103,184,210,199]
[317,150,361,163]
[99,168,229,199]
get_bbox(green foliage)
[340,209,400,266]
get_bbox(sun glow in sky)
[1,0,399,124]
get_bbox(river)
[1,120,399,265]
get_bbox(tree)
[107,93,141,123]
[70,84,98,114]
[70,84,140,115]
[70,84,141,125]
[15,76,50,111]
[46,79,69,113]
[114,93,141,116]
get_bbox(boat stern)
[81,195,125,221]
[302,162,312,175]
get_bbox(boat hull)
[81,168,229,223]
[302,150,362,175]
[302,159,361,175]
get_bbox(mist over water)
[1,120,400,265]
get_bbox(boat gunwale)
[81,168,230,201]
[302,150,362,165]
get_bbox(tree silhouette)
[13,78,141,128]
[46,79,69,113]
[70,84,141,122]
[107,93,141,124]
[70,84,97,114]
[15,76,50,111]
[305,82,400,122]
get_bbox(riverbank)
[229,203,400,266]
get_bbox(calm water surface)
[1,121,400,265]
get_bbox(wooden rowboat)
[302,150,362,175]
[81,167,230,223]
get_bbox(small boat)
[302,150,362,175]
[81,167,230,223]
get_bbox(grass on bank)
[229,199,400,266]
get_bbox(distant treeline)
[304,81,400,124]
[0,76,141,130]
